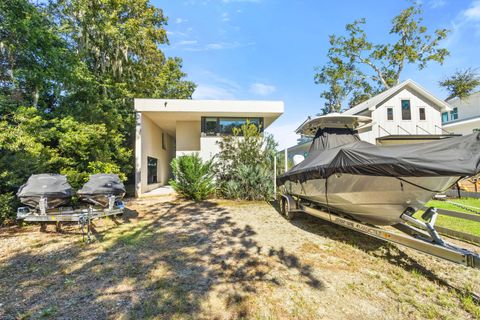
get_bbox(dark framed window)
[147,157,158,184]
[401,100,411,120]
[419,107,426,120]
[387,107,393,121]
[162,132,166,150]
[442,112,448,123]
[450,107,458,120]
[201,117,264,136]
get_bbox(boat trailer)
[16,196,125,242]
[279,194,480,269]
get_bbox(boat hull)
[283,174,460,225]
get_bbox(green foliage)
[216,122,277,200]
[314,2,449,111]
[0,0,196,222]
[439,68,480,100]
[0,193,18,225]
[170,154,215,202]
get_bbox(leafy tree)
[439,68,480,100]
[0,0,196,223]
[170,154,215,202]
[216,122,277,200]
[315,2,449,111]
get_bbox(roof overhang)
[443,115,480,128]
[135,99,284,136]
[295,113,372,136]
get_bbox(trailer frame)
[279,194,480,269]
[16,196,125,242]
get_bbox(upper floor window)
[401,100,411,120]
[450,107,458,121]
[419,107,426,121]
[442,112,448,123]
[201,117,264,136]
[162,132,166,150]
[387,107,393,121]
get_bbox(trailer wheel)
[281,196,296,220]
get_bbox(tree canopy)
[440,68,480,101]
[314,3,449,113]
[0,0,196,223]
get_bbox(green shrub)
[0,192,18,225]
[216,121,277,200]
[169,154,215,202]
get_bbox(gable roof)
[343,79,451,116]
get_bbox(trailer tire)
[281,196,296,220]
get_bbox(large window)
[147,157,158,184]
[401,100,411,120]
[450,107,458,120]
[442,112,448,123]
[386,107,393,121]
[201,117,264,136]
[419,107,426,121]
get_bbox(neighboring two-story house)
[443,91,480,135]
[134,99,284,196]
[342,79,453,145]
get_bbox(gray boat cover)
[277,128,480,185]
[17,174,73,198]
[77,174,126,196]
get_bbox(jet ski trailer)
[277,114,480,269]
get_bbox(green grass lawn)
[414,198,480,238]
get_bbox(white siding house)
[443,91,480,135]
[343,79,452,145]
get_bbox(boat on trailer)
[277,113,480,269]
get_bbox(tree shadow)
[269,200,475,300]
[0,199,324,319]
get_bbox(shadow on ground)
[0,200,324,319]
[269,200,475,301]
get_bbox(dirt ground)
[1,197,479,320]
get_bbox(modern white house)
[342,79,453,145]
[134,99,284,196]
[283,79,456,160]
[443,91,480,135]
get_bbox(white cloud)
[175,41,254,51]
[464,0,480,20]
[265,122,300,150]
[192,70,241,99]
[175,18,188,24]
[176,40,198,46]
[221,12,230,22]
[429,0,446,8]
[249,83,276,96]
[193,85,236,99]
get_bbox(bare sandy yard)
[0,197,479,319]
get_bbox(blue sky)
[154,0,480,149]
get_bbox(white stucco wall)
[176,121,201,154]
[135,113,174,195]
[358,87,443,143]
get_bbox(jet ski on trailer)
[17,174,73,210]
[277,113,480,269]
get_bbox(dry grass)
[0,197,479,319]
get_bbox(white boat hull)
[283,174,460,225]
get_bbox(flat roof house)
[134,99,284,196]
